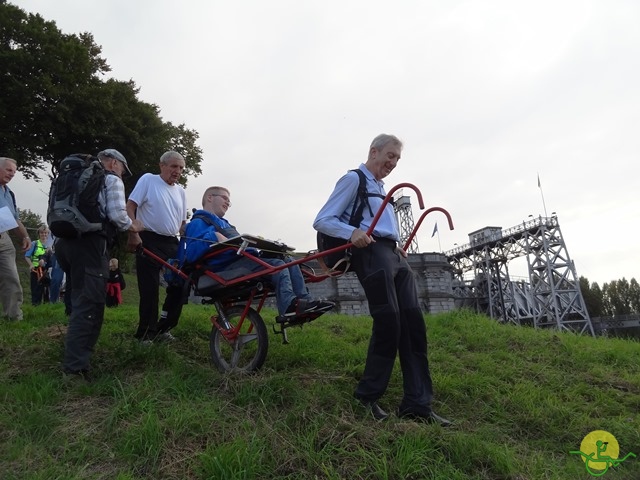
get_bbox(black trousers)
[351,238,434,414]
[134,231,184,339]
[55,234,108,373]
[29,270,47,305]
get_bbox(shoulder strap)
[347,169,366,227]
[349,169,385,227]
[191,213,217,230]
[348,169,393,228]
[9,189,17,212]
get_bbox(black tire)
[210,306,268,373]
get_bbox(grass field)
[1,272,639,479]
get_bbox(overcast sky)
[9,0,640,285]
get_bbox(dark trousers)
[134,231,184,339]
[49,254,64,303]
[55,234,108,373]
[351,238,433,413]
[29,270,47,305]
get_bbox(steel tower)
[395,194,419,253]
[445,214,594,335]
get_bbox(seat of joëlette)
[190,235,283,297]
[195,267,258,292]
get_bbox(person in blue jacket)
[182,186,333,319]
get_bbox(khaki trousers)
[0,232,24,320]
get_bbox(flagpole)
[537,172,548,217]
[437,228,442,252]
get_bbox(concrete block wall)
[305,252,455,316]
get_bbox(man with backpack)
[313,134,452,426]
[0,157,32,322]
[55,149,143,382]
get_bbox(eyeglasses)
[210,194,232,206]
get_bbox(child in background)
[106,258,126,307]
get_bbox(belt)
[372,235,397,246]
[140,230,178,239]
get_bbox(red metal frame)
[139,182,454,341]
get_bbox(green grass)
[1,273,639,479]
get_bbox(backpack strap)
[191,213,217,229]
[192,213,240,239]
[348,169,388,228]
[8,189,17,212]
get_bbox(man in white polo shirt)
[127,151,187,343]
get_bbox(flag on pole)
[431,222,438,238]
[537,173,541,188]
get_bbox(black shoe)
[359,400,389,421]
[285,299,335,317]
[63,368,92,383]
[398,409,453,427]
[309,300,335,313]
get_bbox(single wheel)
[210,306,268,373]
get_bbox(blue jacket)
[180,209,242,269]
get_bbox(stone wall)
[305,252,455,316]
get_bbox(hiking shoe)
[357,400,389,421]
[284,299,335,317]
[155,331,177,343]
[63,369,92,383]
[397,409,453,427]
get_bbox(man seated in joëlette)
[181,186,334,319]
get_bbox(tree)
[579,276,604,317]
[602,279,636,316]
[589,282,604,317]
[630,278,640,314]
[0,2,202,183]
[18,208,44,235]
[581,276,639,317]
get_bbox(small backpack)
[47,154,106,239]
[316,169,386,272]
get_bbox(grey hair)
[0,157,17,168]
[159,151,185,165]
[37,225,49,234]
[369,134,403,152]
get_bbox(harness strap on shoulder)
[191,213,217,231]
[349,169,388,228]
[9,189,17,212]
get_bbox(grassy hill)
[1,274,639,479]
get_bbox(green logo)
[570,430,636,476]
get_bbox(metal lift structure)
[395,192,420,253]
[445,214,594,336]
